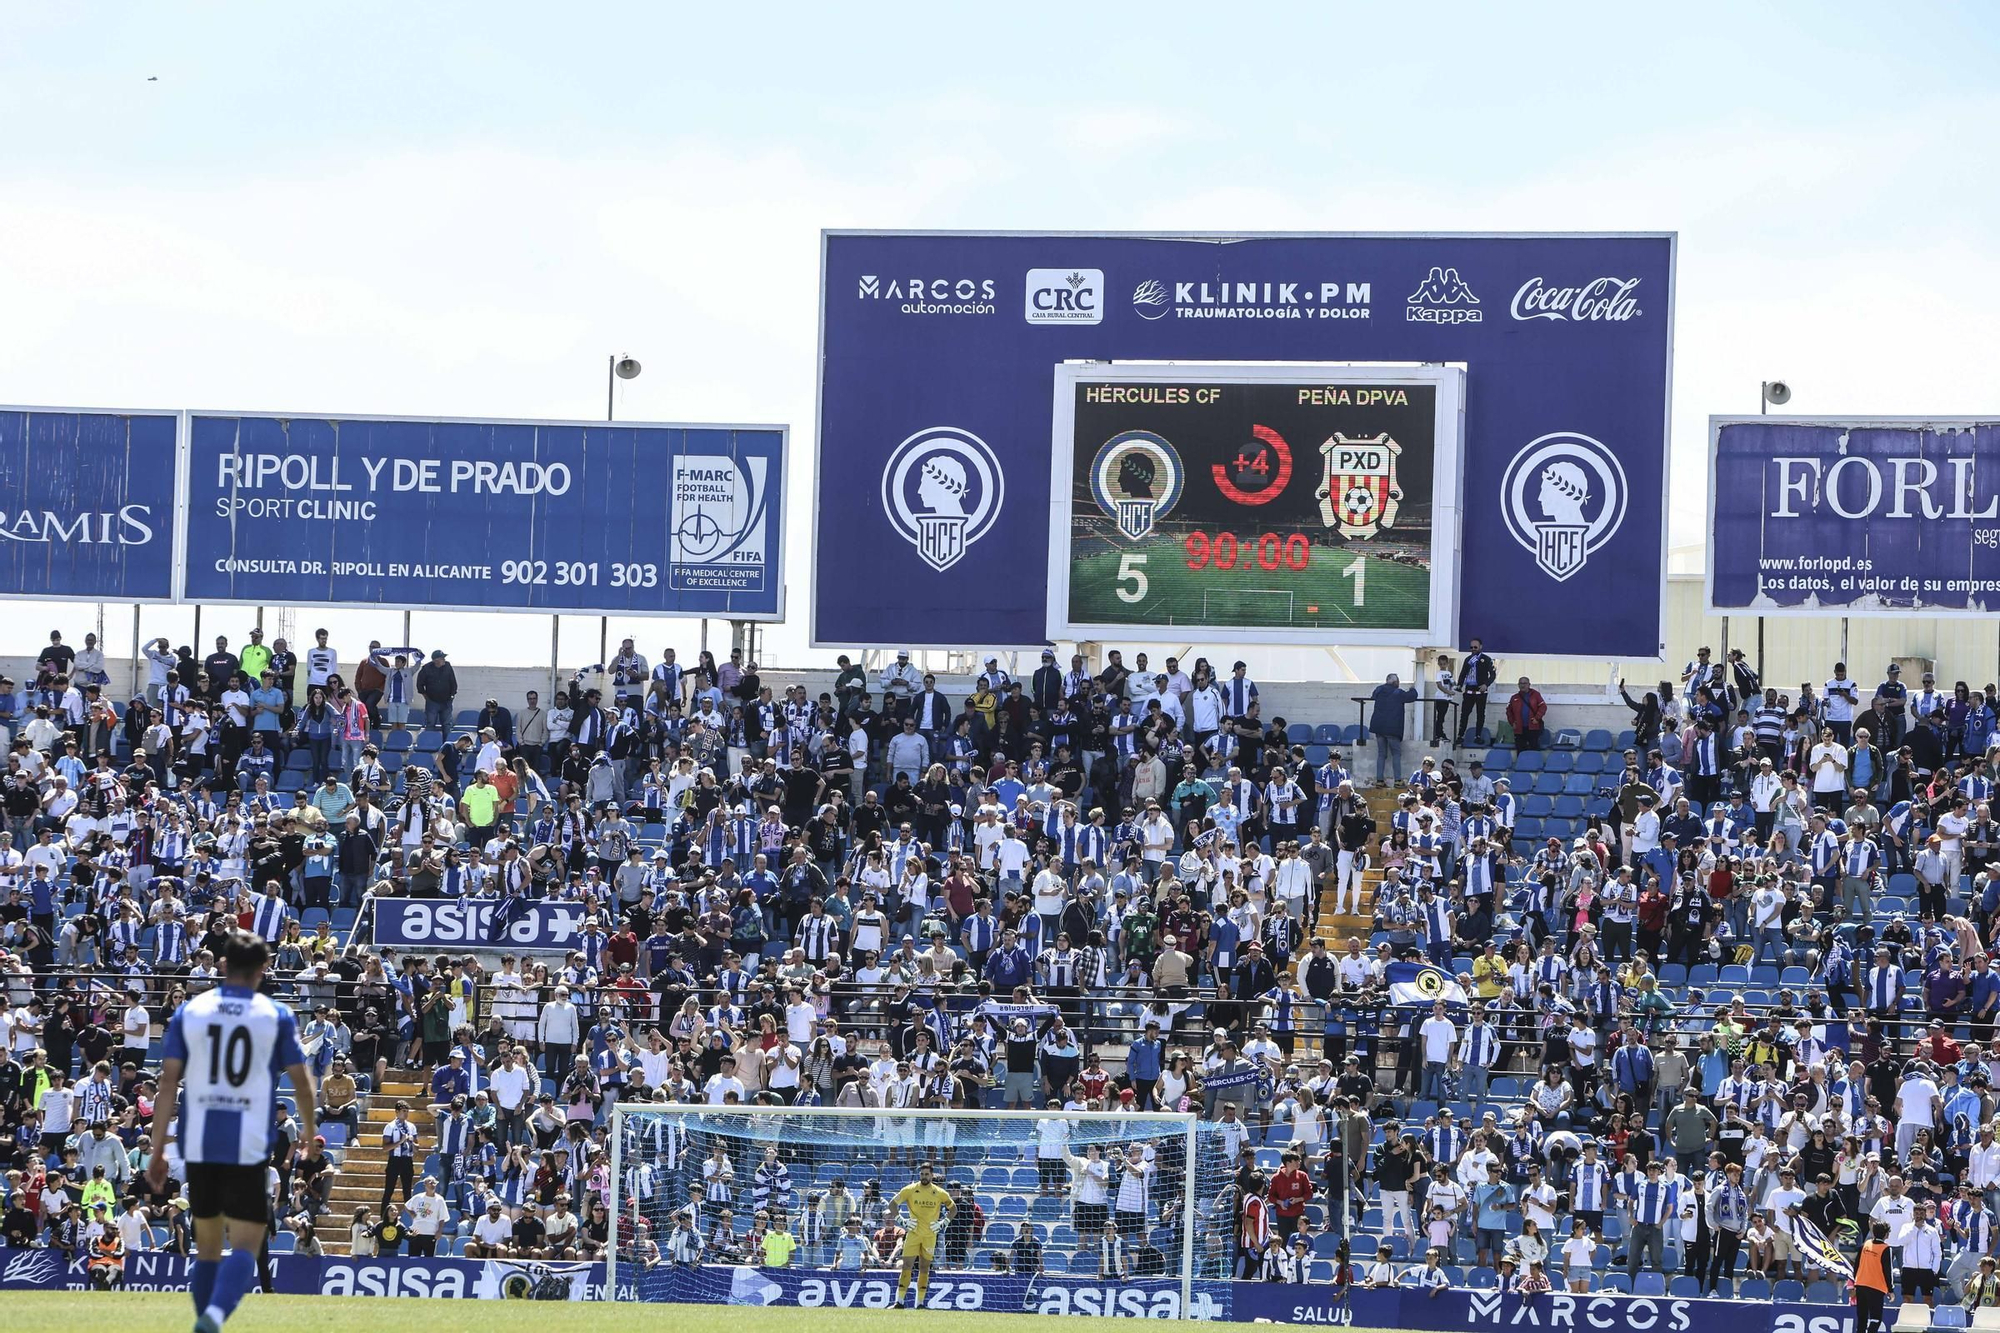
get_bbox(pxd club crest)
[1315,433,1403,538]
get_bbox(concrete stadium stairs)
[318,1070,433,1255]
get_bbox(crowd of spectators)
[2,627,2000,1319]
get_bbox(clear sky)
[2,3,1996,668]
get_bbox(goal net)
[609,1104,1234,1319]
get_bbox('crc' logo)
[1024,268,1103,325]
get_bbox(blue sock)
[192,1259,220,1315]
[206,1250,256,1325]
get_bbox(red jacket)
[1507,689,1547,734]
[1268,1167,1314,1219]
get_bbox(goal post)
[608,1103,1233,1319]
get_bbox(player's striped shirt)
[160,984,304,1166]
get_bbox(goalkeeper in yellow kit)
[891,1161,955,1308]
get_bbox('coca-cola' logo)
[1510,276,1643,322]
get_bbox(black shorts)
[186,1162,271,1224]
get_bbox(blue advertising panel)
[1231,1282,1878,1333]
[638,1263,1212,1318]
[814,233,1674,657]
[1709,417,2000,615]
[180,413,784,618]
[371,898,589,951]
[0,406,178,601]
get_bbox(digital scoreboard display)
[1047,364,1463,645]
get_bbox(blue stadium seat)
[1780,966,1811,985]
[454,709,481,727]
[1668,1276,1703,1297]
[1658,963,1687,986]
[1519,794,1553,818]
[1551,729,1583,750]
[1737,1279,1771,1301]
[1313,1234,1342,1258]
[269,1231,296,1254]
[1719,964,1751,986]
[415,729,443,749]
[1552,795,1585,818]
[1514,817,1543,842]
[1688,963,1718,986]
[1313,723,1342,746]
[1773,1280,1806,1303]
[1889,873,1918,895]
[1614,729,1636,749]
[1597,1275,1630,1294]
[1562,774,1595,796]
[1583,729,1615,751]
[1803,1282,1840,1304]
[1544,751,1575,773]
[1467,1269,1498,1289]
[1484,749,1513,772]
[381,730,414,751]
[1749,965,1780,986]
[1513,752,1545,773]
[1530,772,1561,795]
[1572,752,1606,775]
[1632,1272,1667,1296]
[1288,723,1313,743]
[1309,1260,1336,1283]
[1304,745,1330,766]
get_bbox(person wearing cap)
[1764,1164,1809,1281]
[1967,1254,2000,1309]
[414,649,456,735]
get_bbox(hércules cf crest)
[1315,433,1402,538]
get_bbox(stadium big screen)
[1049,364,1463,644]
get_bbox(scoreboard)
[1046,363,1464,645]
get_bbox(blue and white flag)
[1784,1210,1855,1281]
[1385,961,1469,1007]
